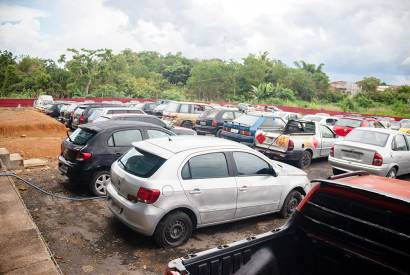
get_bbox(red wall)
[0,98,405,120]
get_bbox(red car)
[333,116,384,137]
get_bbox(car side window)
[326,119,336,126]
[193,104,205,114]
[233,152,271,176]
[179,104,190,113]
[374,121,384,128]
[222,112,234,120]
[182,153,229,180]
[320,125,334,138]
[147,129,170,139]
[109,129,143,147]
[393,135,408,151]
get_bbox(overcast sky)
[0,0,409,84]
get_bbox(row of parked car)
[37,97,410,248]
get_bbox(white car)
[302,114,338,128]
[107,136,310,247]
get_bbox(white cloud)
[0,0,409,84]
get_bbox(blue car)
[221,112,286,146]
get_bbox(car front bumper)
[106,183,164,236]
[328,156,389,176]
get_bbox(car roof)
[132,136,249,159]
[79,120,162,132]
[174,101,210,105]
[99,107,140,111]
[354,127,399,135]
[335,175,410,203]
[246,111,282,117]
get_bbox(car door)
[391,134,410,175]
[319,125,337,157]
[108,129,143,158]
[231,151,282,218]
[180,152,237,224]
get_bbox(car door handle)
[189,188,202,194]
[239,186,248,191]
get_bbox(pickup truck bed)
[167,173,410,275]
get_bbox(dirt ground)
[0,107,66,158]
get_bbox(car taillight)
[76,151,92,161]
[287,139,294,151]
[79,114,85,123]
[211,120,217,127]
[330,146,334,157]
[372,152,383,166]
[224,127,230,132]
[255,133,266,144]
[240,130,251,136]
[134,187,160,204]
[164,267,182,275]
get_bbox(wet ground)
[16,159,410,275]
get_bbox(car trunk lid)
[334,141,378,165]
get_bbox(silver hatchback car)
[329,127,410,178]
[107,136,310,247]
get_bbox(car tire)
[181,121,193,129]
[154,211,193,248]
[386,167,397,178]
[90,170,111,196]
[296,150,312,169]
[215,128,223,138]
[279,190,303,218]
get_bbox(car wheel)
[280,190,303,218]
[215,128,223,138]
[90,171,111,196]
[181,121,193,129]
[297,151,312,169]
[154,211,193,248]
[386,167,397,178]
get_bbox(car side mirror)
[261,166,277,177]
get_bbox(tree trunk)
[84,79,91,96]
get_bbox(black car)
[58,120,175,196]
[45,102,72,118]
[97,114,196,135]
[194,108,242,137]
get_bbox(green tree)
[251,83,274,102]
[357,77,381,92]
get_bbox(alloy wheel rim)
[95,174,111,195]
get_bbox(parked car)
[45,101,72,118]
[238,103,256,113]
[87,107,145,123]
[71,103,122,129]
[221,112,286,146]
[329,127,410,178]
[273,111,302,122]
[162,101,213,128]
[255,120,339,168]
[58,121,176,196]
[194,108,241,137]
[152,100,174,118]
[302,114,338,128]
[94,114,196,135]
[33,95,53,110]
[59,103,78,124]
[399,119,410,134]
[333,116,384,137]
[106,136,310,247]
[133,102,158,115]
[166,171,410,275]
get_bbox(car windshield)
[119,148,166,178]
[88,108,104,120]
[165,102,179,112]
[303,115,322,122]
[336,118,362,128]
[200,109,219,119]
[233,114,259,126]
[284,121,316,134]
[344,129,389,147]
[68,128,96,145]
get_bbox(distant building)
[330,81,361,96]
[376,85,397,92]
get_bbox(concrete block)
[8,153,24,170]
[0,147,10,169]
[23,158,48,168]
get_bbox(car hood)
[274,161,307,176]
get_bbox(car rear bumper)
[256,148,304,161]
[58,155,92,183]
[328,156,389,176]
[221,131,254,145]
[106,183,164,236]
[194,125,217,135]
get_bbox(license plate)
[200,121,206,126]
[59,164,68,174]
[231,129,239,134]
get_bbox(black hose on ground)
[0,172,107,201]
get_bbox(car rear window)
[118,148,166,178]
[284,121,315,134]
[344,129,389,147]
[69,128,96,145]
[336,118,362,128]
[233,114,259,126]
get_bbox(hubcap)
[288,196,300,214]
[95,174,111,195]
[302,153,311,167]
[166,220,186,242]
[388,170,396,178]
